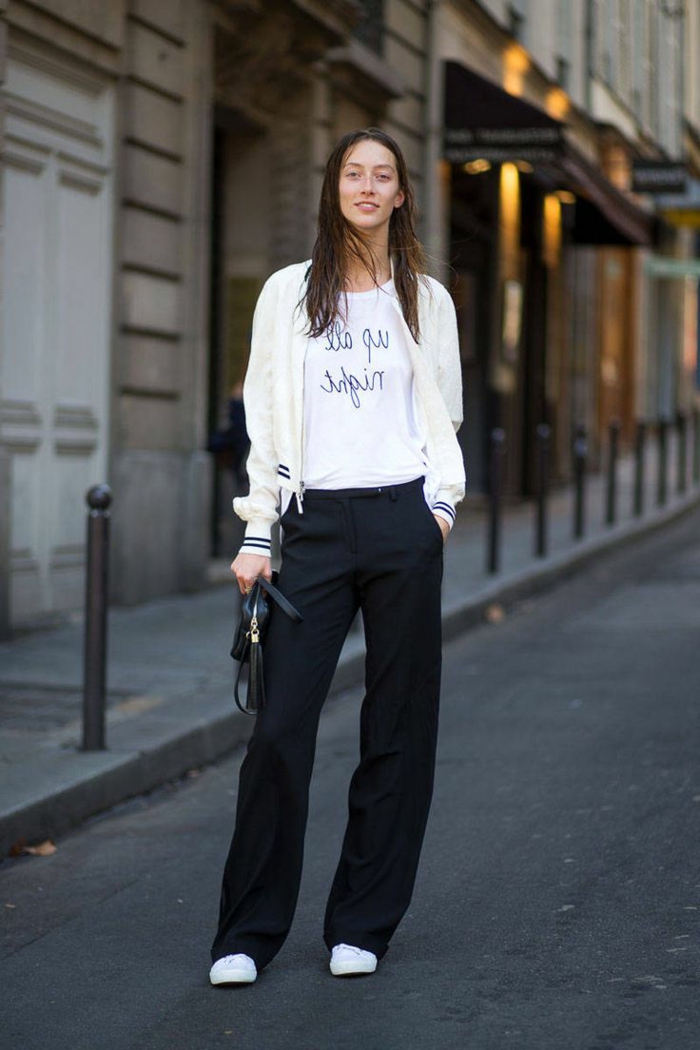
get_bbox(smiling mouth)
[355,202,379,210]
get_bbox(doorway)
[208,110,270,557]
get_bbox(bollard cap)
[86,484,112,511]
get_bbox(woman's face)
[338,139,405,236]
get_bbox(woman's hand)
[231,552,273,595]
[434,515,450,543]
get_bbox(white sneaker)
[329,943,378,976]
[209,954,257,985]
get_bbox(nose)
[359,174,374,193]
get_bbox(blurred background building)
[1,0,699,632]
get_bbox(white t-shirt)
[302,280,428,489]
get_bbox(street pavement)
[1,504,699,1050]
[1,435,699,856]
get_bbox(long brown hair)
[304,128,426,342]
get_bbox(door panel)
[0,48,114,624]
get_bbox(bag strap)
[255,576,304,623]
[233,660,253,715]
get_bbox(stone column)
[111,0,213,603]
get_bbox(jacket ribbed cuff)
[431,496,456,531]
[239,521,273,557]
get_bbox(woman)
[210,128,466,985]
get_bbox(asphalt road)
[2,508,700,1050]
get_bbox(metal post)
[535,423,551,558]
[573,425,587,540]
[677,413,687,496]
[633,421,646,518]
[694,408,700,487]
[605,418,620,527]
[657,419,668,507]
[82,484,112,751]
[487,427,506,574]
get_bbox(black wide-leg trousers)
[211,477,444,970]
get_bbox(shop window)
[354,0,384,55]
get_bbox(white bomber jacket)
[235,261,466,556]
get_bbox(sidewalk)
[1,437,699,858]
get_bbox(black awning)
[443,60,565,164]
[549,145,654,247]
[443,60,654,246]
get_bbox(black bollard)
[677,413,687,496]
[605,419,620,527]
[657,419,668,507]
[573,425,587,540]
[535,423,551,558]
[82,484,112,751]
[694,408,700,487]
[633,421,646,518]
[487,427,506,574]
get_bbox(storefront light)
[543,193,562,268]
[503,43,530,96]
[555,190,576,204]
[500,163,521,279]
[463,159,492,174]
[515,160,534,174]
[546,87,570,121]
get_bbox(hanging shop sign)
[658,209,700,229]
[631,162,687,195]
[644,256,700,279]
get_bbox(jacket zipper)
[296,340,308,514]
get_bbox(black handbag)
[230,573,303,715]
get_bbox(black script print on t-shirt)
[319,322,389,409]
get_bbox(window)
[617,0,630,102]
[555,0,572,91]
[508,4,525,42]
[647,0,659,134]
[353,0,384,55]
[556,56,570,91]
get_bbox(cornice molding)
[290,0,363,40]
[213,0,358,121]
[210,0,362,41]
[326,37,405,104]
